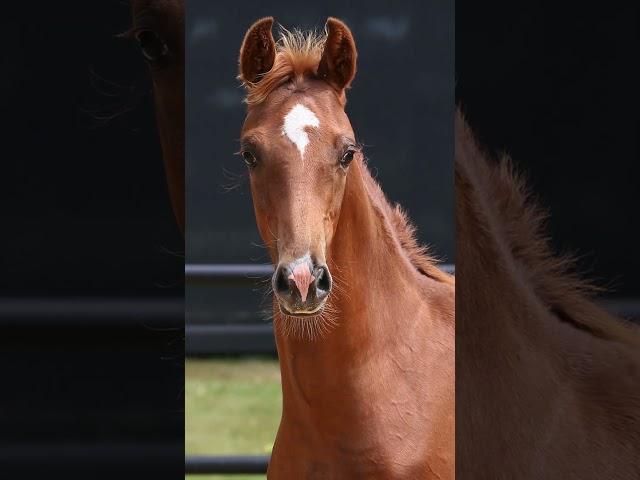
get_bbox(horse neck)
[455,111,640,478]
[274,158,430,414]
[456,111,639,351]
[331,159,427,336]
[455,113,570,365]
[457,110,640,441]
[454,112,584,480]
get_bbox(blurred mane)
[456,108,640,347]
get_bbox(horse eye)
[340,149,355,168]
[135,30,169,63]
[242,150,257,168]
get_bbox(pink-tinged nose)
[288,263,315,302]
[273,258,333,313]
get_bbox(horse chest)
[274,332,452,477]
[270,393,448,479]
[269,437,437,479]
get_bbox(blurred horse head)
[130,0,184,232]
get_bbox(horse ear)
[317,18,358,94]
[239,17,276,85]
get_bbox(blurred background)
[185,0,453,478]
[0,1,183,477]
[456,1,639,304]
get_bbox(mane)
[359,160,454,285]
[456,107,640,346]
[391,201,455,284]
[240,27,327,105]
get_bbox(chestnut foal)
[238,17,454,479]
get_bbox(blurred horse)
[238,17,454,479]
[456,109,640,479]
[129,0,184,232]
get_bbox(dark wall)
[0,1,182,297]
[0,2,183,477]
[456,1,639,298]
[187,0,454,324]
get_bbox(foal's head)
[238,17,360,318]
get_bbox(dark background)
[0,1,183,477]
[0,2,182,296]
[456,1,639,300]
[187,0,454,325]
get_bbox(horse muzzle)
[272,256,332,316]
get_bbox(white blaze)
[282,104,320,159]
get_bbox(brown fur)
[456,109,639,346]
[456,107,640,479]
[238,17,276,85]
[317,18,358,94]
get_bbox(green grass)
[185,357,282,480]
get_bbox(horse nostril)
[274,266,290,296]
[315,266,332,293]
